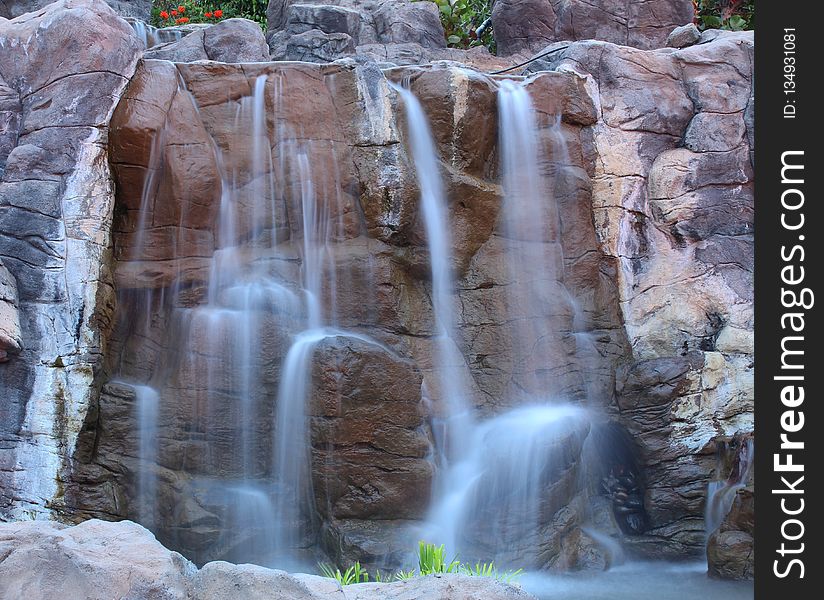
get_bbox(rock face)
[0,0,754,582]
[66,57,614,569]
[0,519,537,599]
[0,0,141,519]
[491,0,695,55]
[529,30,754,558]
[0,0,150,20]
[266,0,446,62]
[264,0,507,68]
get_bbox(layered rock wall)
[531,29,754,557]
[0,0,141,519]
[0,0,754,577]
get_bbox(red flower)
[180,17,189,23]
[171,9,178,16]
[205,11,213,17]
[214,9,223,18]
[159,10,169,18]
[178,5,185,12]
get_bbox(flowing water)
[522,562,754,600]
[391,83,473,458]
[115,70,751,595]
[420,79,610,567]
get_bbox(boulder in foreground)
[0,519,538,600]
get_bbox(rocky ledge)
[0,519,537,600]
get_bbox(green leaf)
[701,15,723,28]
[447,34,463,44]
[728,15,747,31]
[439,4,452,16]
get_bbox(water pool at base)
[522,562,753,600]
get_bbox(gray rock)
[145,18,270,63]
[0,520,538,600]
[0,0,141,523]
[492,0,695,56]
[266,0,446,63]
[0,519,194,600]
[344,575,537,599]
[0,0,151,20]
[684,112,747,152]
[667,23,701,48]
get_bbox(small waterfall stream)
[391,83,474,459]
[416,78,620,567]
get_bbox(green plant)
[417,541,462,575]
[150,0,267,29]
[394,568,417,581]
[421,0,496,52]
[460,561,523,583]
[318,561,370,585]
[693,0,754,31]
[317,542,525,586]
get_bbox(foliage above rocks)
[150,0,266,27]
[694,0,754,31]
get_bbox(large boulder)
[144,18,271,62]
[492,0,695,55]
[0,519,538,600]
[0,0,151,20]
[0,0,142,521]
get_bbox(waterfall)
[419,78,619,567]
[391,82,473,458]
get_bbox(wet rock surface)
[531,30,754,559]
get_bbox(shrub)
[150,0,267,29]
[318,561,371,585]
[318,540,523,585]
[693,0,755,31]
[422,0,496,52]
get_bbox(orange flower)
[214,9,223,17]
[159,10,169,18]
[178,5,185,12]
[179,17,189,23]
[171,9,178,16]
[205,11,213,17]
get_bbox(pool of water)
[521,562,753,600]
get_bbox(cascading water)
[391,82,473,464]
[419,78,621,567]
